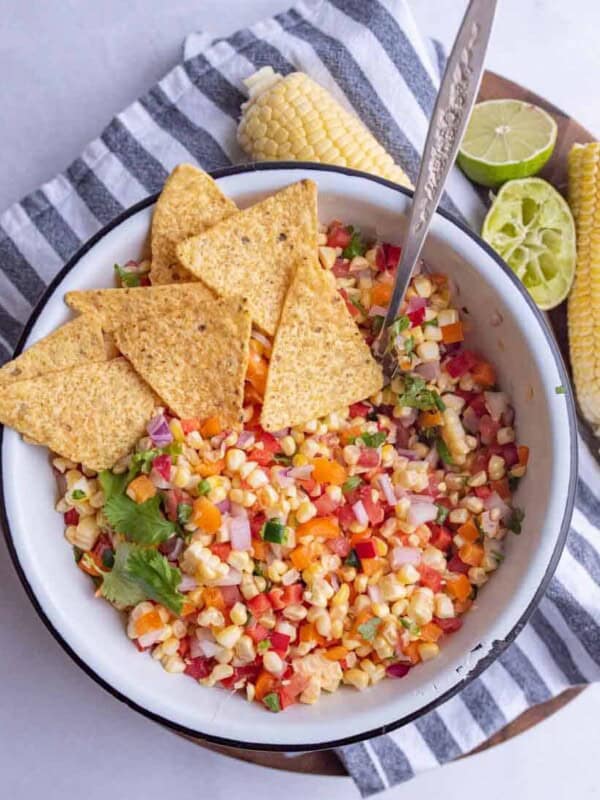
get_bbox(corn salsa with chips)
[55,219,528,712]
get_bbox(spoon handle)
[375,0,497,358]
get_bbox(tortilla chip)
[260,259,383,431]
[150,164,237,285]
[0,313,107,386]
[65,283,217,333]
[0,358,156,471]
[176,180,318,335]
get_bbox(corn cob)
[567,142,600,433]
[237,68,412,188]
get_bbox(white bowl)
[0,164,577,750]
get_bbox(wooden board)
[186,71,592,775]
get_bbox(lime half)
[482,178,576,310]
[458,99,557,187]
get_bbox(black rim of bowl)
[0,162,578,752]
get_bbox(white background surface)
[1,1,599,798]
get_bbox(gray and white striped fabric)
[0,0,598,795]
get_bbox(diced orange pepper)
[252,539,270,561]
[194,458,225,477]
[203,587,225,611]
[290,545,312,571]
[350,528,372,547]
[299,622,325,645]
[491,478,510,500]
[296,516,340,540]
[370,281,393,307]
[191,496,222,533]
[254,670,278,702]
[180,602,196,617]
[127,474,157,503]
[419,410,443,428]
[200,415,222,437]
[134,609,163,637]
[446,573,472,602]
[518,446,530,466]
[181,418,201,434]
[441,321,464,344]
[420,622,443,643]
[340,426,363,444]
[457,518,479,543]
[403,641,421,665]
[353,609,373,634]
[246,347,269,397]
[459,542,484,567]
[360,557,382,576]
[325,646,349,661]
[311,457,347,486]
[471,360,496,388]
[454,598,473,614]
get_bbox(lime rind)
[458,99,557,188]
[482,177,576,310]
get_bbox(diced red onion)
[330,573,340,592]
[406,492,435,503]
[395,447,418,460]
[368,585,383,603]
[415,360,440,381]
[230,502,247,518]
[352,499,369,527]
[369,304,388,318]
[425,447,439,468]
[230,516,251,551]
[407,501,438,525]
[391,546,421,568]
[272,427,290,439]
[147,414,172,446]
[355,268,372,281]
[236,430,255,448]
[214,567,242,586]
[484,492,511,522]
[179,574,198,592]
[502,406,515,427]
[216,499,231,514]
[386,662,412,679]
[378,473,397,506]
[199,640,223,658]
[462,405,480,435]
[274,469,295,489]
[484,391,508,421]
[289,465,314,480]
[138,628,166,649]
[159,536,183,562]
[149,467,171,490]
[480,511,499,536]
[251,330,272,349]
[407,295,426,313]
[398,408,418,428]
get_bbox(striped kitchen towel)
[0,0,598,795]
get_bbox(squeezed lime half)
[458,99,557,187]
[482,177,576,309]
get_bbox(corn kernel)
[226,448,246,472]
[280,435,296,456]
[296,500,317,524]
[263,650,285,676]
[230,602,248,626]
[418,642,440,661]
[343,668,369,690]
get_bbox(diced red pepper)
[180,418,201,434]
[408,306,426,327]
[279,672,309,709]
[246,622,270,644]
[184,657,212,680]
[220,663,261,689]
[490,478,511,500]
[418,564,443,592]
[314,492,340,516]
[178,636,191,658]
[250,512,266,539]
[355,540,377,559]
[434,617,463,634]
[382,243,401,270]
[247,593,271,616]
[267,587,286,610]
[349,402,371,418]
[336,504,356,529]
[359,486,384,525]
[64,508,80,526]
[500,443,519,468]
[270,632,291,654]
[219,585,242,607]
[474,486,492,499]
[210,542,232,562]
[297,477,320,497]
[327,222,352,249]
[447,554,470,575]
[332,258,351,278]
[327,536,352,558]
[446,350,477,378]
[469,393,488,417]
[281,583,304,606]
[429,523,452,551]
[357,448,380,469]
[152,454,172,481]
[479,415,500,446]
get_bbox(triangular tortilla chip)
[113,295,250,426]
[0,359,156,470]
[0,313,107,386]
[176,180,318,335]
[261,259,383,431]
[65,283,217,332]
[150,164,237,285]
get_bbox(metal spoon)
[374,0,497,374]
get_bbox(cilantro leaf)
[397,375,445,412]
[403,336,415,357]
[436,437,454,465]
[100,542,146,607]
[114,263,141,287]
[274,453,293,466]
[400,617,421,637]
[358,431,387,448]
[342,476,362,494]
[263,692,281,712]
[435,503,449,524]
[71,489,86,500]
[197,479,211,496]
[507,507,525,534]
[390,315,410,337]
[342,230,365,259]
[344,549,360,568]
[128,448,161,480]
[104,494,176,545]
[177,503,192,526]
[358,616,381,642]
[126,547,185,615]
[99,470,128,501]
[257,639,271,653]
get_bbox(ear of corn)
[567,142,600,433]
[237,68,412,188]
